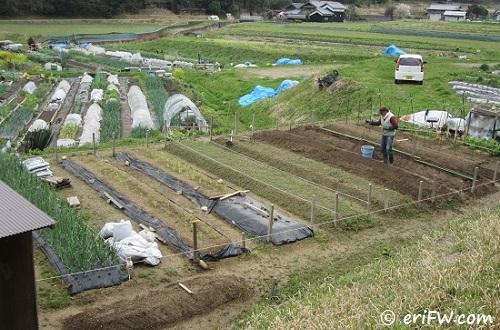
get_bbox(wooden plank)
[103,191,124,209]
[208,190,249,200]
[178,282,193,294]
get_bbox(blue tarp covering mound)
[274,58,304,65]
[382,44,406,56]
[239,80,299,107]
[239,86,277,107]
[276,80,299,94]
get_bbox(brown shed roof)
[0,180,55,239]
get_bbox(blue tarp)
[274,58,304,65]
[239,86,277,107]
[239,80,299,107]
[276,80,299,94]
[51,43,67,50]
[382,44,406,56]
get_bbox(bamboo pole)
[267,204,274,243]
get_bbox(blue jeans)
[381,135,394,164]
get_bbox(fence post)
[252,112,256,141]
[209,115,213,141]
[492,161,499,186]
[367,183,372,211]
[334,192,339,225]
[241,232,246,249]
[310,195,316,229]
[112,132,116,157]
[192,220,199,264]
[471,166,479,193]
[383,188,389,212]
[267,204,274,243]
[92,133,96,156]
[418,180,423,202]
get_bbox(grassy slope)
[234,204,500,329]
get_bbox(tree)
[384,5,395,20]
[467,4,488,19]
[393,4,411,19]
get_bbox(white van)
[395,54,426,85]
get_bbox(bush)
[479,64,490,72]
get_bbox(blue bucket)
[361,145,375,159]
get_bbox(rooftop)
[0,180,55,239]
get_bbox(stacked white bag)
[100,220,162,266]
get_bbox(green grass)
[234,205,500,329]
[0,154,119,273]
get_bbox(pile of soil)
[63,275,251,330]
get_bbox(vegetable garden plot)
[0,105,34,140]
[60,159,246,261]
[116,152,313,245]
[0,154,123,294]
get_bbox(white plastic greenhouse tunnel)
[128,85,154,129]
[57,80,71,94]
[28,119,48,132]
[163,94,208,131]
[22,81,37,94]
[107,74,120,86]
[80,103,103,145]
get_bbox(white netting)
[173,60,194,69]
[28,119,48,132]
[44,62,62,71]
[22,81,37,94]
[79,103,102,145]
[107,84,119,93]
[128,86,154,129]
[106,51,133,61]
[130,53,143,65]
[163,94,207,130]
[64,113,82,126]
[90,89,104,102]
[107,74,120,86]
[57,80,71,94]
[143,58,172,69]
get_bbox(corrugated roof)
[0,180,55,239]
[427,3,462,11]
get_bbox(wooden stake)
[112,132,116,157]
[209,115,213,141]
[367,183,372,211]
[383,188,389,211]
[334,192,339,224]
[192,220,200,263]
[418,180,423,202]
[270,277,278,298]
[267,204,274,243]
[92,133,96,156]
[241,232,246,249]
[251,112,256,141]
[471,166,479,193]
[310,195,316,228]
[492,161,499,185]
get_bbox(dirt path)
[50,79,79,146]
[119,78,132,138]
[239,64,337,79]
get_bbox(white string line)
[210,140,369,205]
[35,175,499,283]
[173,141,338,214]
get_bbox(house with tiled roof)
[282,1,346,22]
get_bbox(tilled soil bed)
[255,126,496,200]
[63,275,251,330]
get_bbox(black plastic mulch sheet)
[60,159,246,261]
[116,153,314,245]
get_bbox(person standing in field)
[366,107,399,164]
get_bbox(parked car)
[394,54,426,85]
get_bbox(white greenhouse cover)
[22,81,37,94]
[57,138,77,148]
[44,62,62,71]
[107,84,119,93]
[64,114,82,126]
[28,119,48,132]
[107,74,120,86]
[163,94,207,130]
[87,44,106,55]
[81,74,93,84]
[57,80,71,94]
[400,110,451,130]
[128,85,154,129]
[130,52,143,64]
[90,89,104,102]
[79,103,102,145]
[51,89,67,102]
[144,58,172,69]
